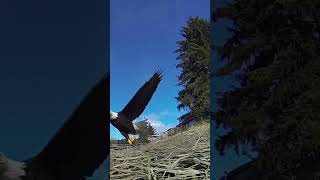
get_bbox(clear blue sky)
[110,0,210,139]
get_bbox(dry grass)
[110,122,210,180]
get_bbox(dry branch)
[110,122,210,180]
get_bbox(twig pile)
[110,122,210,180]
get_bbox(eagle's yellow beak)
[128,134,136,145]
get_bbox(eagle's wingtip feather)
[155,68,164,80]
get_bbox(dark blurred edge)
[106,0,110,179]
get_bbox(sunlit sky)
[110,1,210,139]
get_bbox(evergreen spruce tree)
[176,17,210,123]
[214,0,320,178]
[136,119,156,143]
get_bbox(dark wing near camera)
[27,75,109,179]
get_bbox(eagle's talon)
[128,134,136,145]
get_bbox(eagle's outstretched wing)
[27,74,109,179]
[120,70,163,121]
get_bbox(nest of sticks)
[110,122,210,180]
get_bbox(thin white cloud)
[160,111,169,116]
[137,113,177,134]
[159,110,185,118]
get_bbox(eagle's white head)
[110,111,118,120]
[0,153,25,180]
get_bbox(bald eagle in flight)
[110,70,163,144]
[0,75,109,180]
